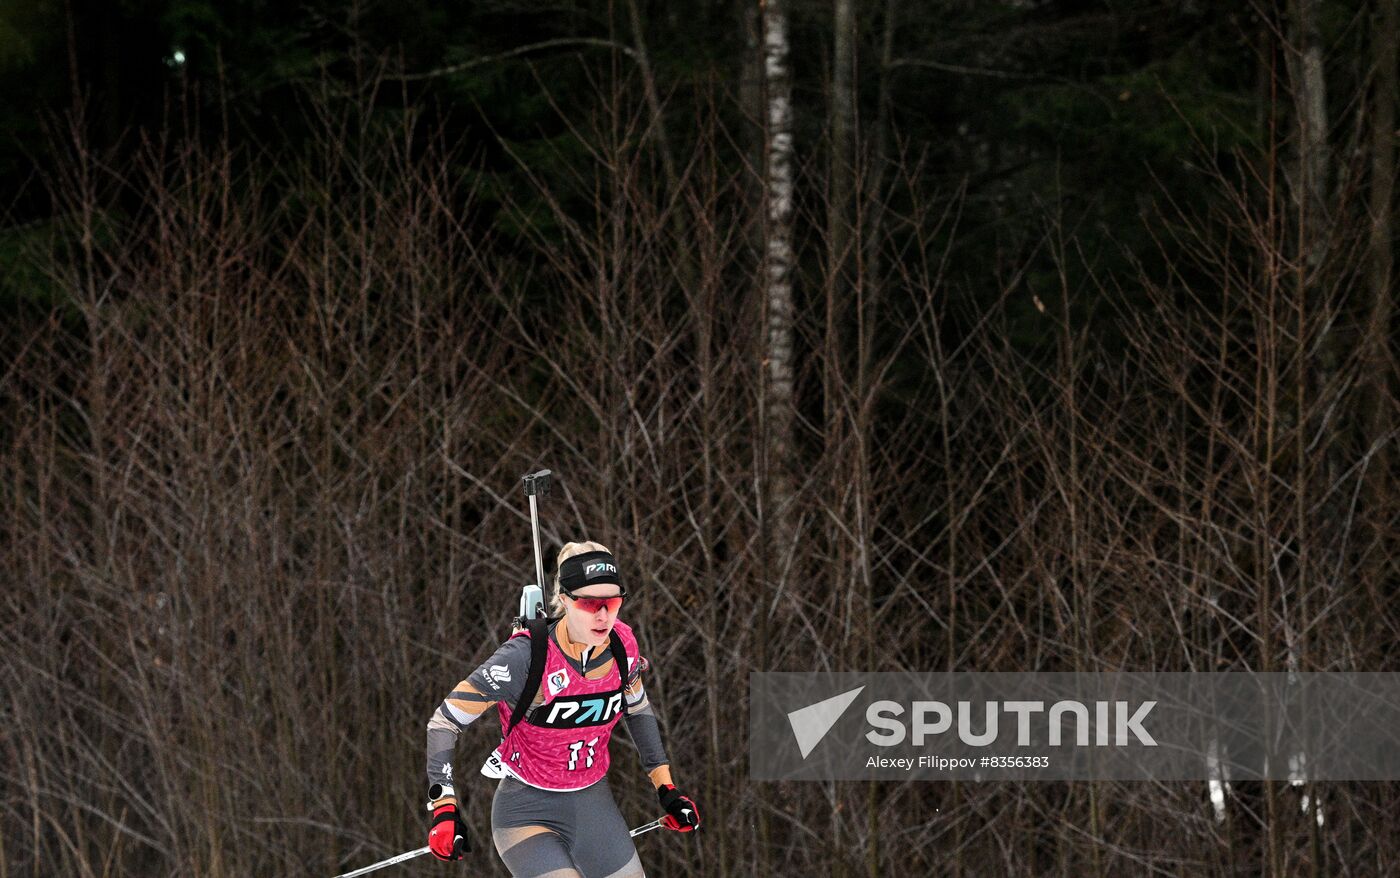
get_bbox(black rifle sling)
[505,619,631,739]
[608,630,631,722]
[505,616,552,739]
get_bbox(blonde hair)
[550,540,613,616]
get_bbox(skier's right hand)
[429,803,470,861]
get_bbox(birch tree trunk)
[762,0,798,565]
[753,3,796,874]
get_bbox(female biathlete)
[423,541,700,877]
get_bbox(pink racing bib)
[493,619,640,791]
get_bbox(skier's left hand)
[657,784,701,832]
[428,803,471,860]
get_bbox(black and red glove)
[428,803,470,861]
[657,784,701,832]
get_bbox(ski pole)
[330,845,430,878]
[331,816,666,877]
[628,817,667,837]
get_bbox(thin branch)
[390,38,637,82]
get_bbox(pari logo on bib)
[538,691,626,728]
[547,669,571,697]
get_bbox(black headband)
[558,550,625,594]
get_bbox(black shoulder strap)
[608,630,631,722]
[506,617,552,739]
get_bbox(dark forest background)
[2,0,1398,875]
